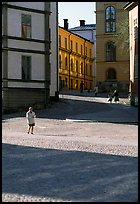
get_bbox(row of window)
[22,56,117,81]
[59,35,92,57]
[59,56,92,76]
[11,6,130,38]
[21,6,116,38]
[59,78,92,90]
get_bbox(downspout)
[68,33,72,89]
[56,2,59,92]
[44,2,51,106]
[55,2,59,100]
[84,40,86,88]
[2,3,8,112]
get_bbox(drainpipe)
[44,2,51,106]
[55,2,59,100]
[84,40,86,89]
[68,33,72,90]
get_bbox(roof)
[59,26,94,44]
[69,24,96,31]
[123,2,138,11]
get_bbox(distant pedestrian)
[80,81,84,93]
[107,90,113,103]
[113,90,119,103]
[94,86,98,96]
[26,107,36,134]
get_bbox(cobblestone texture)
[2,93,138,202]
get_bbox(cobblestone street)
[2,92,138,202]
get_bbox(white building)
[2,2,58,113]
[69,20,96,43]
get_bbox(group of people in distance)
[107,89,119,103]
[80,82,119,103]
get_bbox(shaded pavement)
[2,90,138,202]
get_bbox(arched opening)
[106,68,116,81]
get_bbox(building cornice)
[2,2,51,14]
[123,2,138,11]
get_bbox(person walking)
[94,86,98,96]
[80,81,84,93]
[26,107,36,134]
[107,90,113,103]
[113,90,119,103]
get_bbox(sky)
[58,2,96,28]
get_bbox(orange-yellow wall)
[59,26,94,90]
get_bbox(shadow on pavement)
[2,143,138,202]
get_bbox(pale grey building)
[2,2,58,113]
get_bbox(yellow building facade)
[96,2,130,93]
[59,26,94,91]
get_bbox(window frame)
[65,38,67,49]
[105,6,116,33]
[21,14,31,38]
[106,41,116,62]
[106,68,117,81]
[76,60,78,74]
[22,55,31,80]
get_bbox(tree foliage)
[113,12,129,54]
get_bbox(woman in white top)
[26,107,36,134]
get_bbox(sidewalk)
[59,90,138,124]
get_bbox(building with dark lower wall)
[123,2,138,106]
[2,2,58,113]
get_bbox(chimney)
[64,19,68,30]
[80,20,85,26]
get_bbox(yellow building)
[59,26,94,91]
[96,2,130,93]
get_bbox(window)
[106,68,116,80]
[22,56,31,80]
[90,65,92,76]
[65,77,68,88]
[70,40,73,50]
[21,14,31,38]
[59,55,61,68]
[81,45,83,55]
[85,64,88,75]
[70,78,73,89]
[76,42,78,53]
[106,41,116,61]
[65,56,67,69]
[76,60,78,74]
[90,49,92,58]
[81,62,83,74]
[105,6,116,32]
[85,47,87,55]
[71,59,73,71]
[59,35,61,47]
[65,38,67,49]
[134,26,138,40]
